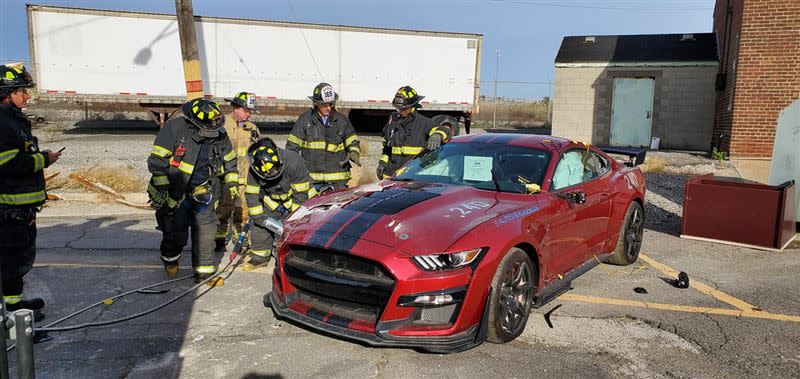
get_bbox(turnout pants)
[0,207,37,305]
[250,208,285,259]
[215,185,249,242]
[156,198,219,276]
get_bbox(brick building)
[713,0,800,158]
[552,34,718,150]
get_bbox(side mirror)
[573,191,587,204]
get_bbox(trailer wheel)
[35,116,46,124]
[432,115,460,137]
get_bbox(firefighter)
[0,65,60,320]
[286,83,360,191]
[215,92,261,252]
[377,86,450,179]
[243,137,316,271]
[147,98,238,287]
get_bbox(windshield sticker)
[463,156,493,181]
[494,206,539,227]
[448,200,491,218]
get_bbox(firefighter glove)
[348,150,361,167]
[229,186,240,200]
[148,189,169,210]
[425,133,443,150]
[376,162,386,180]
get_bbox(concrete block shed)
[551,33,719,150]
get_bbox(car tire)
[486,247,535,343]
[35,116,46,124]
[607,201,644,266]
[432,114,461,137]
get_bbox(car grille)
[283,247,396,309]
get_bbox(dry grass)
[474,100,549,123]
[59,164,147,193]
[640,155,667,173]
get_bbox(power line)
[285,0,324,81]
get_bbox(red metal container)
[681,175,796,251]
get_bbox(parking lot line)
[639,253,756,311]
[556,253,800,323]
[559,293,800,323]
[34,262,270,274]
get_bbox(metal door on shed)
[610,78,654,147]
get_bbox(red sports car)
[266,133,646,353]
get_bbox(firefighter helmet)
[180,98,224,132]
[248,138,284,181]
[0,65,35,97]
[308,82,338,104]
[392,85,424,109]
[227,91,258,111]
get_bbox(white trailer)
[26,4,482,133]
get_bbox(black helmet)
[247,138,284,181]
[180,98,224,133]
[0,65,35,97]
[392,85,424,109]
[227,91,258,111]
[308,82,338,104]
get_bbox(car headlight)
[411,248,484,271]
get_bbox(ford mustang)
[265,133,646,353]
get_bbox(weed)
[64,164,147,193]
[711,147,728,161]
[641,156,667,173]
[474,99,549,124]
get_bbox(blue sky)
[0,0,715,99]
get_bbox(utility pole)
[175,0,203,99]
[493,50,499,129]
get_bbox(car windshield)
[394,142,551,193]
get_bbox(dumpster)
[681,175,797,251]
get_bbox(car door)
[544,149,612,275]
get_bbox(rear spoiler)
[597,146,647,167]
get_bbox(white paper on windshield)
[463,156,493,181]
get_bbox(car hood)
[286,181,542,256]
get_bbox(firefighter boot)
[242,254,271,272]
[6,298,45,311]
[164,263,179,277]
[6,298,45,322]
[194,273,225,287]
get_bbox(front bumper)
[266,290,488,353]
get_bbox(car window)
[552,150,585,190]
[583,151,609,180]
[396,142,551,193]
[552,149,610,190]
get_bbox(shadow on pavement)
[12,216,219,378]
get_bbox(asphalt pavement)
[3,195,794,378]
[6,123,798,378]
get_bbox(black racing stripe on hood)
[306,209,360,248]
[327,212,384,252]
[345,187,440,215]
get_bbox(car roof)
[452,133,574,152]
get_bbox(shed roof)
[555,33,718,64]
